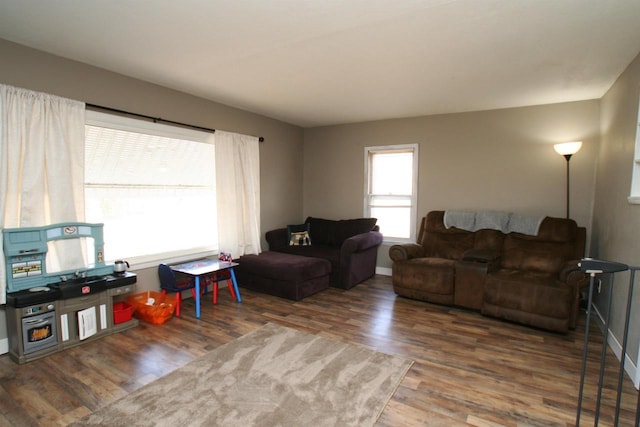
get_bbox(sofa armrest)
[559,260,588,286]
[389,243,424,262]
[558,259,589,330]
[265,228,289,251]
[341,231,383,255]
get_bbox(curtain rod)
[85,103,265,142]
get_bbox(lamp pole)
[554,141,582,220]
[564,153,572,219]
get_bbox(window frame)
[84,110,218,269]
[364,144,419,243]
[628,99,640,204]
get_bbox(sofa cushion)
[287,223,311,246]
[275,243,339,268]
[501,236,576,273]
[236,252,331,301]
[289,230,311,246]
[473,229,504,252]
[305,217,377,247]
[305,217,335,245]
[424,210,449,232]
[420,211,475,259]
[422,228,475,260]
[238,252,331,282]
[277,243,341,286]
[484,269,572,319]
[332,218,377,246]
[534,217,577,242]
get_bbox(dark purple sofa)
[265,217,383,289]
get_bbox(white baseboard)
[0,338,8,355]
[376,266,392,276]
[592,304,639,390]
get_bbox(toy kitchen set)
[3,222,138,364]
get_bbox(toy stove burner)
[6,286,60,308]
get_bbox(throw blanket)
[444,210,544,236]
[508,213,545,235]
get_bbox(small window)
[629,101,640,204]
[364,144,419,242]
[85,111,218,266]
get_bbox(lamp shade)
[554,141,582,156]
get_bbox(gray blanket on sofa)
[444,210,544,236]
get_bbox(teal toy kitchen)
[3,222,137,364]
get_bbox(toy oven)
[20,304,57,355]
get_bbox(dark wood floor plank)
[0,275,637,426]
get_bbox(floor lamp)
[554,141,582,219]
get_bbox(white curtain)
[0,85,85,303]
[215,130,261,257]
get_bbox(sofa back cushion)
[473,229,504,252]
[305,217,335,245]
[501,217,580,273]
[420,211,475,259]
[333,218,378,245]
[305,217,377,247]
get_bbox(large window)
[85,111,217,266]
[364,144,419,242]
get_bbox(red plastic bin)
[113,301,133,324]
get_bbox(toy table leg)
[229,268,242,303]
[195,276,201,318]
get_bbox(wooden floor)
[0,275,638,426]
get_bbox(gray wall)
[0,39,304,343]
[592,50,640,370]
[304,101,600,269]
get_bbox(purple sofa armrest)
[265,228,289,251]
[338,230,383,289]
[340,231,383,256]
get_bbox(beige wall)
[0,39,304,342]
[304,101,600,268]
[2,36,639,375]
[0,39,305,238]
[592,51,640,372]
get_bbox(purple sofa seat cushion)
[272,244,339,270]
[238,252,331,282]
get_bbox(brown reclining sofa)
[389,210,588,333]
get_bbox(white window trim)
[364,144,419,243]
[628,196,640,204]
[628,97,640,204]
[86,110,215,145]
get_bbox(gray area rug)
[72,322,413,426]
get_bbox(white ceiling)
[1,0,640,128]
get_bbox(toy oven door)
[21,311,58,354]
